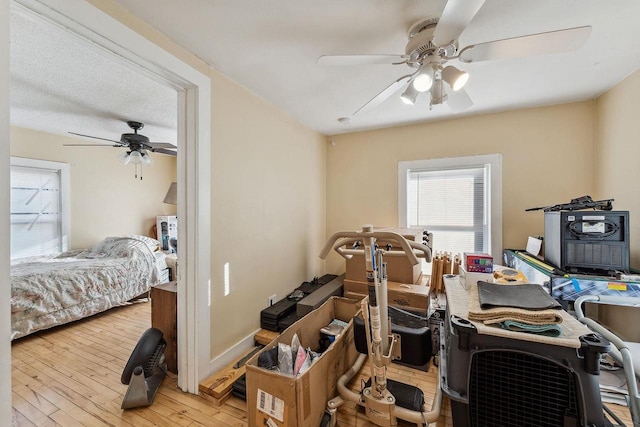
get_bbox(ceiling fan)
[318,0,591,117]
[65,120,177,166]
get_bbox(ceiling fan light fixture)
[141,151,153,165]
[128,150,143,164]
[118,151,131,165]
[442,65,469,91]
[412,71,433,92]
[400,83,420,105]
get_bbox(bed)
[11,235,164,340]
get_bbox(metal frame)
[319,225,440,427]
[574,295,640,427]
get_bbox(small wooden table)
[151,281,178,374]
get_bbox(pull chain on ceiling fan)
[317,0,591,118]
[64,120,177,180]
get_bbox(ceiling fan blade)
[353,74,413,116]
[447,87,473,112]
[317,54,409,66]
[151,148,177,156]
[68,132,123,145]
[459,26,592,63]
[146,142,177,149]
[433,0,486,47]
[63,143,120,147]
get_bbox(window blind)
[407,166,488,254]
[11,165,62,260]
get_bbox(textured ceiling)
[10,6,177,149]
[10,1,640,138]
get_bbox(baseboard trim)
[206,328,261,376]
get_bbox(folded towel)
[477,281,561,310]
[468,284,563,326]
[500,320,562,337]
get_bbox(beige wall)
[86,0,327,359]
[10,126,177,249]
[595,69,640,268]
[593,69,640,341]
[325,102,596,273]
[210,72,326,355]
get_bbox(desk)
[504,249,640,308]
[151,281,177,374]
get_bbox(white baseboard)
[207,328,261,375]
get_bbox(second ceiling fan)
[65,120,177,164]
[318,0,591,116]
[65,120,177,179]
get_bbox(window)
[10,157,70,260]
[398,154,502,257]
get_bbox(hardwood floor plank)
[11,407,39,427]
[12,393,58,427]
[47,410,89,427]
[13,363,135,427]
[12,382,59,416]
[16,351,122,403]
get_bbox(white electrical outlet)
[269,294,277,306]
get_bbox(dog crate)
[441,277,611,427]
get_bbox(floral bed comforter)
[11,236,160,340]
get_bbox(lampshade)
[128,150,143,164]
[118,151,132,165]
[163,182,178,204]
[412,64,434,92]
[400,82,420,105]
[141,151,153,165]
[441,65,469,91]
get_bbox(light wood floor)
[11,302,634,426]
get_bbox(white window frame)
[10,157,71,258]
[398,154,503,258]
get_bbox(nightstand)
[165,253,178,282]
[150,281,178,374]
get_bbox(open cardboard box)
[343,275,430,313]
[246,297,361,427]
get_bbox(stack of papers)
[599,369,631,407]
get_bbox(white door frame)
[10,0,212,394]
[1,0,12,423]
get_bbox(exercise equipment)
[575,295,640,427]
[121,327,167,409]
[319,225,440,426]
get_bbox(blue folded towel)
[500,320,561,337]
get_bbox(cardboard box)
[458,265,493,290]
[344,227,426,284]
[156,215,178,253]
[343,276,430,312]
[246,297,361,427]
[346,254,422,284]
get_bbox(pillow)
[122,235,161,252]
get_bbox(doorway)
[6,0,212,398]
